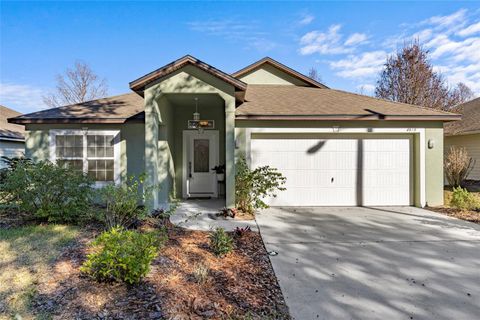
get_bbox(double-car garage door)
[250,134,412,206]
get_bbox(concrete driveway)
[256,207,480,320]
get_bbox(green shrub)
[0,160,93,223]
[98,174,154,229]
[81,227,166,284]
[209,227,234,257]
[235,157,286,214]
[450,187,479,211]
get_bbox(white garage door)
[250,135,412,206]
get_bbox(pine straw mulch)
[427,206,480,224]
[32,223,290,320]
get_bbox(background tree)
[308,67,322,83]
[374,41,473,111]
[43,61,108,108]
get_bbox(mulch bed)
[32,223,290,319]
[427,206,480,224]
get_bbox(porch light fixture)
[193,97,200,121]
[188,97,215,131]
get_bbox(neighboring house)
[8,55,460,208]
[444,97,480,181]
[0,105,25,167]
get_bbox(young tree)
[308,67,322,83]
[43,61,108,108]
[374,41,473,111]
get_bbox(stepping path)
[170,199,258,232]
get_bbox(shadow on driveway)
[256,206,480,320]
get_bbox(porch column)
[144,89,160,209]
[225,96,236,208]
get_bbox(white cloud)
[188,19,276,52]
[0,82,47,113]
[300,24,369,55]
[330,51,387,78]
[299,13,315,25]
[457,21,480,37]
[423,9,467,29]
[344,33,368,46]
[356,84,376,95]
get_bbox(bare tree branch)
[374,40,473,111]
[308,67,322,83]
[43,61,108,108]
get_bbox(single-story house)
[8,55,460,208]
[445,97,480,180]
[1,105,25,167]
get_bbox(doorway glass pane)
[194,139,209,172]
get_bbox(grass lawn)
[0,225,79,319]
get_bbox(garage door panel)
[251,136,412,206]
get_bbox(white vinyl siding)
[445,133,480,180]
[0,140,25,168]
[251,135,412,206]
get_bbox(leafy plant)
[211,164,225,174]
[450,187,479,211]
[444,146,475,187]
[217,207,237,218]
[235,157,286,214]
[98,174,155,229]
[234,226,252,238]
[192,263,209,284]
[0,160,93,223]
[209,227,234,257]
[81,227,166,284]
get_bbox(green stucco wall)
[425,126,444,206]
[24,123,145,183]
[237,64,310,86]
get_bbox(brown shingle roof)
[8,93,144,124]
[445,97,480,135]
[130,55,247,93]
[235,85,460,121]
[232,57,328,89]
[0,105,25,140]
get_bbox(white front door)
[183,130,219,198]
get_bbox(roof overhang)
[129,55,247,93]
[232,57,328,89]
[235,114,462,121]
[8,117,145,125]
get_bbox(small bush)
[209,227,234,257]
[192,263,209,284]
[450,187,479,211]
[98,174,154,229]
[235,157,286,214]
[0,160,93,223]
[81,227,166,284]
[234,226,252,238]
[445,147,475,187]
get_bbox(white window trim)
[49,129,121,187]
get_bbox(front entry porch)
[170,199,258,231]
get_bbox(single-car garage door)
[250,134,412,206]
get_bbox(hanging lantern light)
[193,97,200,121]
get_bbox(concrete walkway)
[170,199,258,231]
[256,206,480,320]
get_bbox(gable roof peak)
[129,55,247,93]
[232,56,328,89]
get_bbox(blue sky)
[1,1,479,113]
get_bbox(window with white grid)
[51,130,118,184]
